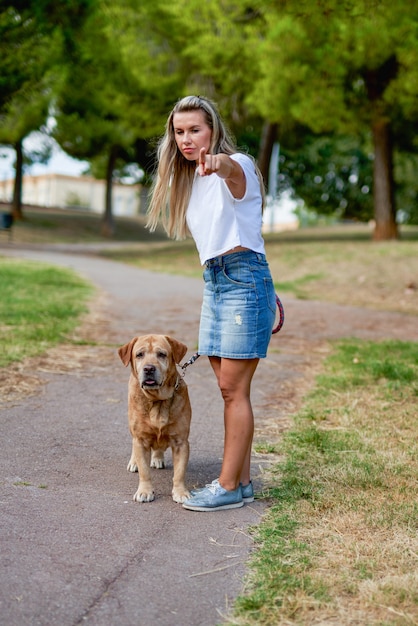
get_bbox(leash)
[180,352,201,377]
[181,352,201,372]
[272,294,285,334]
[180,294,284,373]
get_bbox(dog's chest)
[129,382,187,444]
[149,401,170,429]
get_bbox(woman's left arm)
[198,148,245,199]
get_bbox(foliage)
[0,8,51,144]
[0,1,94,216]
[277,133,374,220]
[164,0,263,118]
[53,0,189,171]
[249,1,418,133]
[0,1,93,142]
[53,17,133,166]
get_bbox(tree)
[0,0,93,219]
[247,0,418,239]
[54,0,186,236]
[0,4,53,217]
[53,29,137,236]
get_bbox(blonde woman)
[147,96,277,511]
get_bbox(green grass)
[0,258,93,367]
[229,340,418,625]
[274,273,324,298]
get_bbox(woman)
[147,95,277,511]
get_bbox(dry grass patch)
[229,339,418,626]
[6,205,167,244]
[264,228,418,316]
[288,389,418,625]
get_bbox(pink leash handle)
[272,294,285,334]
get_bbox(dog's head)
[118,334,188,395]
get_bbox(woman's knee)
[217,358,259,400]
[218,378,250,402]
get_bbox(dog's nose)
[143,365,156,375]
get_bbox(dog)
[118,334,191,503]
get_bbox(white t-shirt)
[186,153,266,265]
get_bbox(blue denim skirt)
[198,250,276,359]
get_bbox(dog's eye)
[157,352,167,359]
[135,351,144,359]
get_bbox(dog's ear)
[165,336,188,365]
[118,338,138,367]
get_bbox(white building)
[0,173,142,216]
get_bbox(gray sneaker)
[190,478,219,497]
[240,481,254,503]
[191,479,254,503]
[183,479,243,512]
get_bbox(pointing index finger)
[199,147,206,164]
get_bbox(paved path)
[1,244,417,626]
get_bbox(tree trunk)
[101,146,118,237]
[12,139,24,220]
[257,122,278,187]
[372,118,398,240]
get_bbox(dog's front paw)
[133,487,155,503]
[172,488,191,504]
[150,449,165,469]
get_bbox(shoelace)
[206,479,222,494]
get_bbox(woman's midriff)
[222,246,250,256]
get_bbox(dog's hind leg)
[171,441,191,503]
[150,448,165,469]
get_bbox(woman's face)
[173,110,212,163]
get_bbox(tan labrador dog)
[118,334,191,503]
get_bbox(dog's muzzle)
[140,364,161,388]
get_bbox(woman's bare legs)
[209,356,259,491]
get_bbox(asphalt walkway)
[1,244,417,626]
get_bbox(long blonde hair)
[147,95,265,240]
